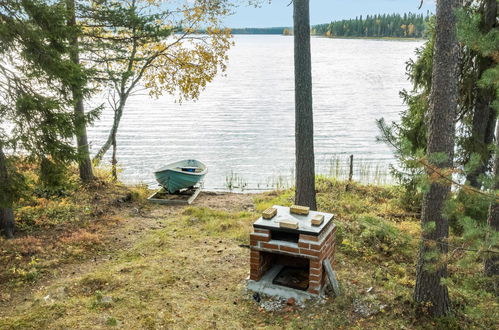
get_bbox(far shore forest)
[0,0,498,329]
[232,12,431,38]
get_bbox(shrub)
[341,215,411,258]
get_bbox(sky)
[224,0,436,28]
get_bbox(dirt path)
[0,192,257,324]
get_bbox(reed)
[321,155,392,186]
[224,171,248,191]
[223,156,392,192]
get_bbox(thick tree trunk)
[465,0,498,189]
[293,0,316,210]
[75,99,94,182]
[485,122,499,276]
[67,0,94,182]
[414,0,459,317]
[0,146,14,238]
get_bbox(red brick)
[310,260,321,268]
[251,261,261,267]
[250,260,260,267]
[300,234,319,242]
[250,250,260,258]
[298,241,309,249]
[310,268,321,276]
[261,242,279,250]
[309,280,320,287]
[280,245,300,254]
[250,267,259,275]
[250,233,270,242]
[309,274,321,282]
[300,248,320,257]
[254,228,270,234]
[310,243,321,251]
[308,288,320,295]
[250,273,260,281]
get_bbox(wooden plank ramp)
[147,186,202,205]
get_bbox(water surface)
[88,35,423,190]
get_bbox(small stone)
[286,298,296,306]
[43,295,54,305]
[101,296,113,305]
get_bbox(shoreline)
[230,33,427,41]
[312,35,427,41]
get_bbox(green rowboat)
[154,160,207,194]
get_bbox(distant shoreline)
[313,35,427,41]
[230,33,427,41]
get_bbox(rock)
[52,286,68,300]
[252,292,261,303]
[286,297,296,306]
[101,296,113,305]
[353,298,382,318]
[43,295,54,305]
[259,298,286,312]
[116,193,133,203]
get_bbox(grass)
[0,176,497,329]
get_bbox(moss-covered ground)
[0,176,497,329]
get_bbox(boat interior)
[176,166,204,173]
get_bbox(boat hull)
[154,160,207,194]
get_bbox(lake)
[87,35,424,191]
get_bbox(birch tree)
[84,0,232,179]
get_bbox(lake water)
[87,35,424,191]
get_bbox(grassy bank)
[0,176,496,329]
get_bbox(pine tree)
[0,0,91,237]
[293,0,317,210]
[464,0,497,188]
[456,0,499,276]
[66,0,95,183]
[413,0,460,316]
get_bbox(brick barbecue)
[249,205,336,297]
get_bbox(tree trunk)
[93,104,125,165]
[0,146,14,238]
[67,0,94,183]
[414,0,459,317]
[293,0,316,210]
[111,122,118,181]
[485,121,499,276]
[465,0,498,189]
